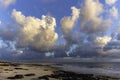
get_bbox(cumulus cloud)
[59,0,118,56]
[101,22,120,55]
[94,36,112,48]
[0,0,16,8]
[109,6,118,19]
[80,0,111,34]
[0,0,120,59]
[12,9,25,24]
[61,6,80,44]
[11,9,58,51]
[105,0,117,5]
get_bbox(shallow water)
[64,62,120,69]
[55,62,120,78]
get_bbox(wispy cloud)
[109,6,119,19]
[105,0,117,5]
[0,0,16,8]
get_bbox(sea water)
[54,62,120,78]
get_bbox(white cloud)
[80,0,111,34]
[12,9,25,24]
[61,6,80,44]
[95,36,112,48]
[0,0,119,56]
[11,9,58,51]
[109,6,118,19]
[61,6,80,33]
[60,0,113,49]
[0,0,16,8]
[105,0,117,5]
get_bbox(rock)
[7,74,24,79]
[7,77,16,79]
[14,67,28,70]
[0,63,9,66]
[31,78,39,80]
[24,73,35,76]
[38,76,49,80]
[14,74,24,79]
[10,63,20,67]
[44,69,49,71]
[4,69,13,71]
[14,68,23,69]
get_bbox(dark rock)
[4,69,9,70]
[14,68,23,69]
[7,74,24,79]
[24,73,35,76]
[0,63,9,66]
[38,76,49,80]
[44,69,49,71]
[10,63,20,67]
[7,77,16,79]
[14,67,28,70]
[31,78,39,80]
[14,74,24,79]
[49,70,99,80]
[50,74,59,79]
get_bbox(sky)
[0,0,120,60]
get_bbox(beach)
[0,62,57,80]
[0,62,119,80]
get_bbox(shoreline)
[0,62,119,80]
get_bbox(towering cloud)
[60,0,115,54]
[61,6,80,44]
[0,0,16,8]
[11,9,58,51]
[80,0,111,34]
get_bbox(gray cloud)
[0,24,18,41]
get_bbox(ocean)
[54,62,120,78]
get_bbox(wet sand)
[0,62,57,80]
